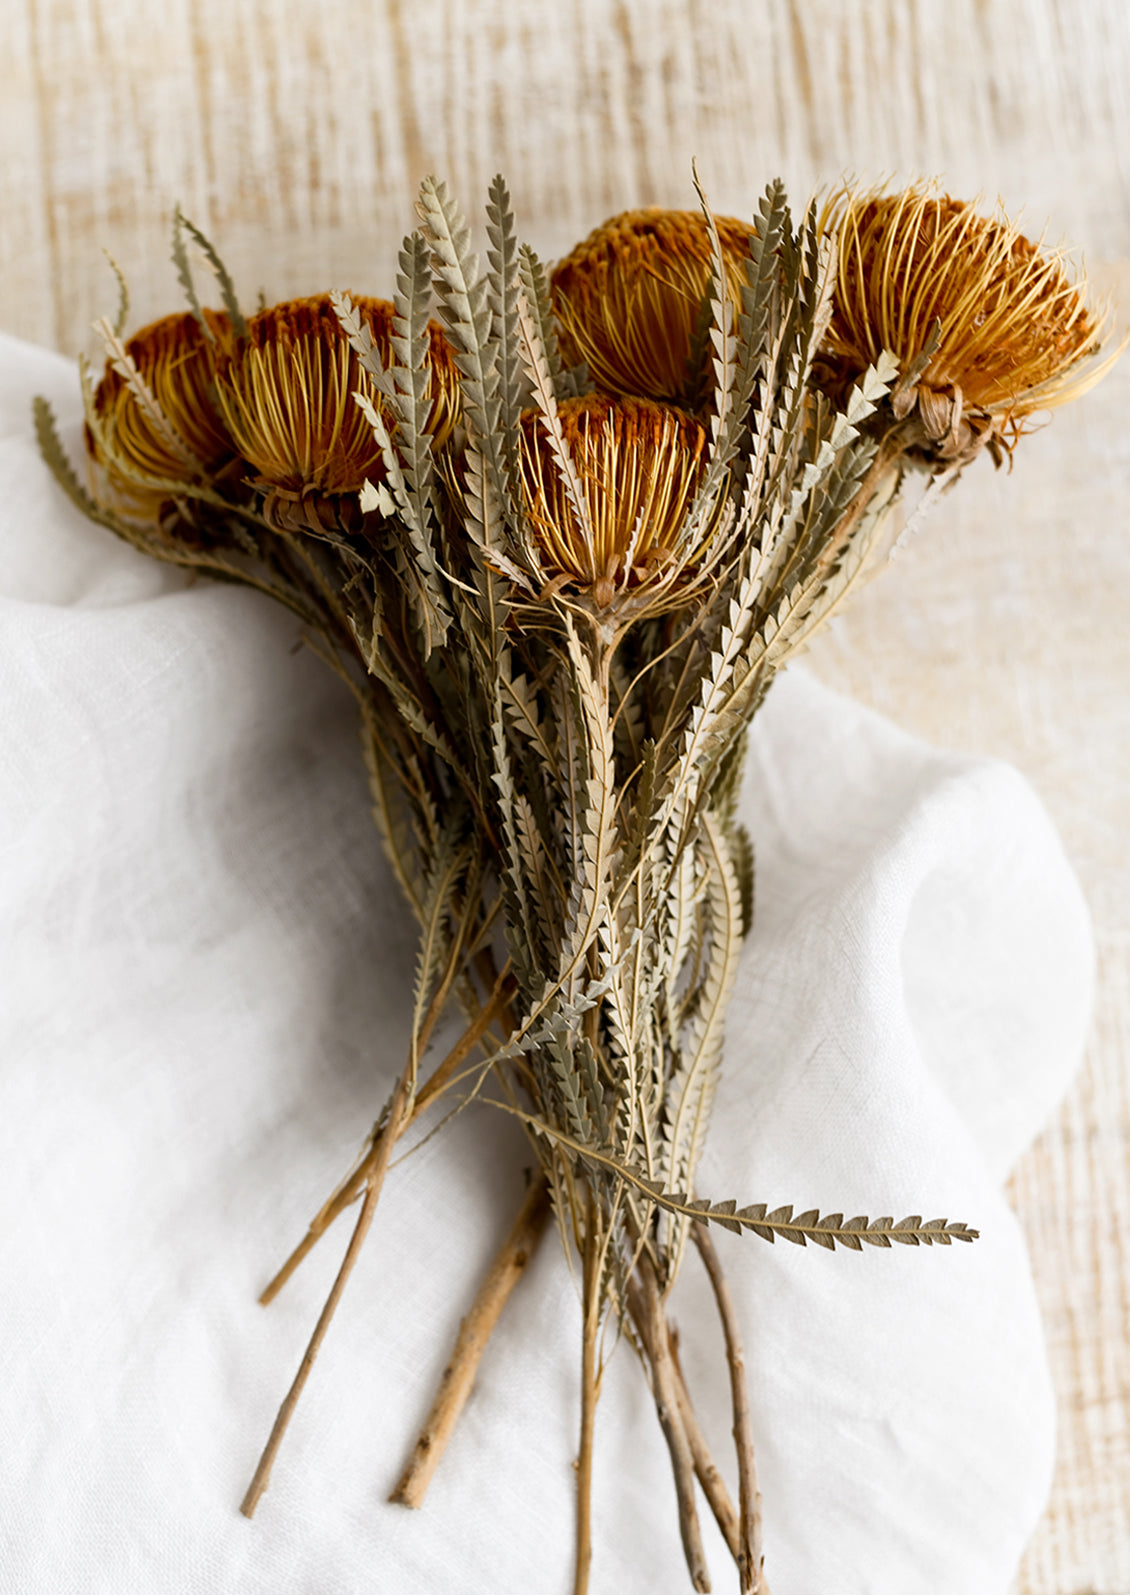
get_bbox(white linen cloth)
[0,332,1094,1594]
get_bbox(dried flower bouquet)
[36,173,1111,1594]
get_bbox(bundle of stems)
[36,172,1110,1594]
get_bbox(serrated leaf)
[172,206,247,338]
[360,478,396,517]
[102,251,130,339]
[92,317,205,474]
[516,283,595,572]
[517,242,574,401]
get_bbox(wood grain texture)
[3,2,1128,1588]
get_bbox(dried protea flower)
[821,185,1107,462]
[551,209,752,407]
[89,310,235,511]
[213,295,459,496]
[519,395,711,609]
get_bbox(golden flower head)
[213,294,460,495]
[550,209,752,407]
[519,395,711,609]
[821,185,1107,458]
[90,310,234,509]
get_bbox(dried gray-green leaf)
[172,206,247,338]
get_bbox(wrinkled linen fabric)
[0,334,1093,1594]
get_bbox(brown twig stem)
[693,1223,766,1595]
[239,1071,412,1519]
[574,1205,602,1595]
[667,1325,741,1564]
[258,971,512,1307]
[634,1264,711,1593]
[390,1173,551,1508]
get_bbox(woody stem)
[390,1174,551,1507]
[240,1068,412,1518]
[258,968,512,1307]
[693,1223,767,1594]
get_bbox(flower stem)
[693,1223,767,1595]
[390,1173,551,1508]
[239,1069,412,1518]
[631,1261,711,1592]
[574,1203,602,1595]
[258,971,512,1307]
[667,1323,741,1563]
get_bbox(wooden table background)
[3,2,1128,1587]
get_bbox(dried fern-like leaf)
[556,618,616,976]
[658,815,742,1271]
[517,242,580,402]
[172,206,248,339]
[416,176,498,445]
[92,318,207,476]
[102,251,130,339]
[348,383,450,656]
[517,288,596,567]
[387,243,456,651]
[416,176,516,655]
[740,181,789,377]
[408,830,477,1091]
[508,1109,980,1249]
[692,166,736,458]
[34,395,140,542]
[486,173,529,519]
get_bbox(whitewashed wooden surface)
[3,2,1128,1588]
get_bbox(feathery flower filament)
[213,295,459,495]
[823,186,1103,452]
[519,396,709,607]
[91,310,234,506]
[551,209,753,406]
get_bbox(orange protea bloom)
[551,209,753,406]
[822,185,1106,456]
[213,295,459,495]
[90,310,235,509]
[519,395,711,608]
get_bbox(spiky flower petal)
[551,210,752,406]
[822,185,1106,457]
[519,395,709,607]
[90,310,234,509]
[213,295,459,495]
